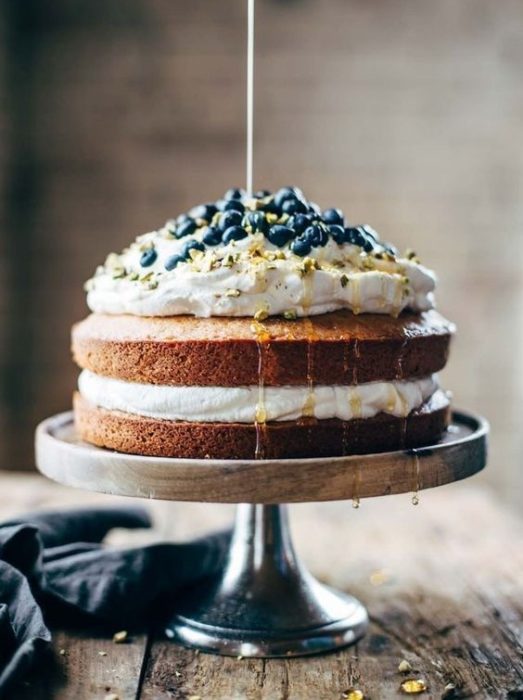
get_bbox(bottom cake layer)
[74,390,450,459]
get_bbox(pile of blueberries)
[140,187,395,271]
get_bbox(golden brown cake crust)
[74,390,450,460]
[72,310,454,387]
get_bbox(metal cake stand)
[35,410,488,658]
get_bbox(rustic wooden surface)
[35,411,487,503]
[2,472,522,699]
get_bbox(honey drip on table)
[251,319,270,459]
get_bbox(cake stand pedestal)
[35,410,487,658]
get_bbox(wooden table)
[3,472,522,700]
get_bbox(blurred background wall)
[1,0,522,500]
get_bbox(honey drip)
[251,320,270,459]
[351,277,361,315]
[410,449,421,505]
[349,387,362,419]
[301,274,316,421]
[352,338,360,385]
[386,384,397,414]
[352,463,361,508]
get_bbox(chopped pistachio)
[283,309,297,320]
[398,660,413,673]
[266,213,278,224]
[225,288,241,297]
[254,307,269,322]
[400,679,427,694]
[112,630,128,644]
[342,690,364,700]
[340,274,349,288]
[299,257,318,275]
[222,254,236,268]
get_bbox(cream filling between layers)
[78,370,439,423]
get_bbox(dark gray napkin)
[0,507,230,697]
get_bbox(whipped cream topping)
[85,189,436,319]
[78,370,439,423]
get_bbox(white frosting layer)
[86,228,436,319]
[78,370,438,423]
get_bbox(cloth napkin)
[0,506,230,697]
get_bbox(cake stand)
[35,410,488,658]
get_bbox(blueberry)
[274,186,305,209]
[323,207,344,226]
[361,224,379,241]
[268,224,294,247]
[282,198,308,215]
[181,238,205,259]
[329,224,346,244]
[175,218,197,239]
[164,254,184,271]
[222,199,245,214]
[255,189,271,198]
[202,226,222,246]
[344,227,375,252]
[262,198,280,215]
[244,211,268,234]
[304,224,328,248]
[189,203,217,222]
[140,248,158,267]
[288,213,311,234]
[219,210,243,232]
[224,187,245,201]
[223,225,248,243]
[291,235,312,257]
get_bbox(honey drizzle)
[410,449,421,505]
[352,338,360,385]
[351,277,361,315]
[342,341,352,454]
[349,387,362,419]
[301,273,316,422]
[352,462,361,509]
[251,319,270,459]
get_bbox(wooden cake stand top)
[35,411,488,504]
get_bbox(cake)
[72,186,454,459]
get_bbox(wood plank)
[14,629,150,700]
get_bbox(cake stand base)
[166,503,367,657]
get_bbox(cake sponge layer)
[72,309,454,387]
[74,389,450,460]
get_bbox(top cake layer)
[85,186,436,319]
